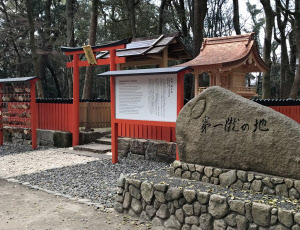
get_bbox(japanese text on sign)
[115,74,177,122]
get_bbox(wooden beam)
[160,48,168,68]
[121,59,161,67]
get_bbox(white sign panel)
[115,74,177,122]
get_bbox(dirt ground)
[0,179,164,230]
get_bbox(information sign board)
[115,74,177,122]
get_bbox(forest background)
[0,0,299,100]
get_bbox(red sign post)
[99,67,193,163]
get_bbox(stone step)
[95,137,111,145]
[73,143,111,154]
[105,133,111,138]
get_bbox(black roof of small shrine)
[61,38,131,52]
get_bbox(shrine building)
[180,33,269,99]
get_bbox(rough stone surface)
[295,213,300,225]
[164,215,181,230]
[146,205,157,219]
[183,204,194,216]
[219,170,237,187]
[131,198,142,214]
[208,194,228,218]
[251,180,262,192]
[204,167,213,177]
[278,209,293,228]
[183,189,196,203]
[236,215,248,230]
[199,213,212,230]
[229,200,245,215]
[154,191,166,203]
[185,216,199,225]
[175,209,184,223]
[156,204,170,219]
[140,181,153,204]
[225,214,237,227]
[197,192,209,204]
[166,187,183,201]
[176,86,300,179]
[275,184,289,197]
[252,203,271,227]
[152,217,164,226]
[213,219,227,230]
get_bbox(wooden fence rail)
[36,99,300,144]
[37,102,111,132]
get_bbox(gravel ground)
[0,148,98,178]
[12,154,168,208]
[132,168,300,212]
[0,143,49,157]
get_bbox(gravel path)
[0,143,49,157]
[0,149,98,178]
[0,144,168,208]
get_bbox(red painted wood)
[0,84,3,145]
[30,80,37,149]
[134,124,138,138]
[157,126,162,140]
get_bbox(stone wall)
[115,174,300,230]
[118,138,176,163]
[170,161,300,200]
[4,129,72,147]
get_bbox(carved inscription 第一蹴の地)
[200,116,270,133]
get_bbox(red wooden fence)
[36,101,300,143]
[37,103,73,132]
[269,106,300,124]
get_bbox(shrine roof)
[0,76,38,83]
[96,32,191,60]
[98,66,193,77]
[61,38,131,52]
[179,33,269,73]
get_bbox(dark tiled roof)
[61,38,131,52]
[96,33,191,60]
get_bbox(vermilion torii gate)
[61,38,130,146]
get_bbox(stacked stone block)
[115,173,300,229]
[118,138,176,163]
[170,161,300,200]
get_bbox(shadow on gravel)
[0,143,52,157]
[14,157,168,208]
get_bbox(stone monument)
[176,86,300,180]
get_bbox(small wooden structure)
[97,32,191,69]
[98,66,193,163]
[180,33,269,98]
[0,76,38,149]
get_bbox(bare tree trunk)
[173,0,188,37]
[25,0,44,98]
[289,0,300,98]
[192,0,208,57]
[276,0,294,98]
[82,0,99,99]
[260,0,274,99]
[158,0,167,34]
[233,0,241,35]
[125,0,136,38]
[66,0,75,98]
